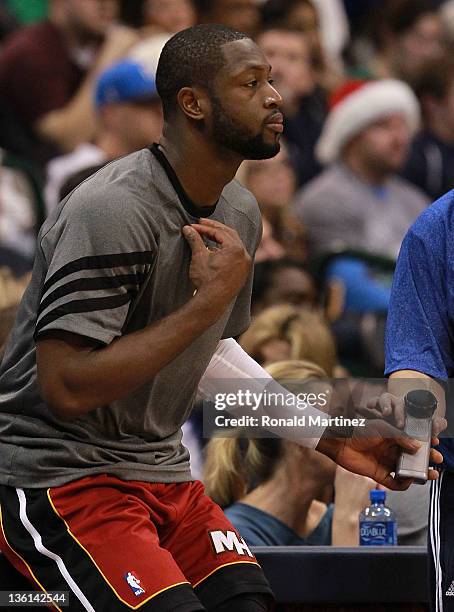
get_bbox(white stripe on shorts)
[15,488,95,612]
[430,472,444,612]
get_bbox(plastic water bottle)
[359,489,397,546]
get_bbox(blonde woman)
[204,360,376,547]
[239,304,338,376]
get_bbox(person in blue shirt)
[385,189,454,611]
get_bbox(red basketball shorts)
[0,475,273,611]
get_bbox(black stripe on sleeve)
[38,273,147,318]
[34,293,132,339]
[41,252,154,297]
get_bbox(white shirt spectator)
[45,143,107,214]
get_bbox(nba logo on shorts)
[124,571,146,596]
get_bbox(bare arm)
[37,219,251,420]
[331,466,376,546]
[388,369,446,420]
[37,296,222,420]
[35,26,140,151]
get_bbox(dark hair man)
[402,56,454,201]
[0,24,444,611]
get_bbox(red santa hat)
[315,79,420,165]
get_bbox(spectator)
[128,33,171,75]
[0,0,139,162]
[0,148,45,262]
[239,305,336,375]
[204,359,376,546]
[311,0,349,73]
[254,217,286,263]
[295,79,427,260]
[371,0,445,85]
[260,0,344,91]
[251,260,318,315]
[142,0,196,35]
[0,303,19,362]
[0,265,29,362]
[45,59,163,213]
[239,142,306,261]
[194,0,260,38]
[0,266,29,310]
[402,56,454,201]
[256,25,327,186]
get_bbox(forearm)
[36,79,97,151]
[37,294,221,419]
[388,370,446,419]
[331,509,359,546]
[199,339,327,448]
[36,29,139,150]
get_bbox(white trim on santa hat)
[315,79,420,165]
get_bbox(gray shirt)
[294,162,428,259]
[0,147,261,488]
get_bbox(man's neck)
[159,127,243,206]
[342,154,388,187]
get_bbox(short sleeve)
[34,190,157,345]
[385,225,454,379]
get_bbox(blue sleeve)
[385,225,453,379]
[326,257,390,313]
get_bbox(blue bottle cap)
[370,489,386,503]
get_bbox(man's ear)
[177,86,208,122]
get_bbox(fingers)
[432,416,448,438]
[189,223,230,245]
[198,218,237,237]
[366,419,421,453]
[394,435,422,453]
[379,474,413,491]
[428,469,440,481]
[430,448,444,464]
[365,393,405,428]
[189,219,241,247]
[389,396,405,429]
[182,226,209,255]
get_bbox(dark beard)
[209,93,280,160]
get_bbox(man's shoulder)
[406,190,454,248]
[72,149,151,193]
[221,179,261,228]
[50,150,156,224]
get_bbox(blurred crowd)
[0,0,451,551]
